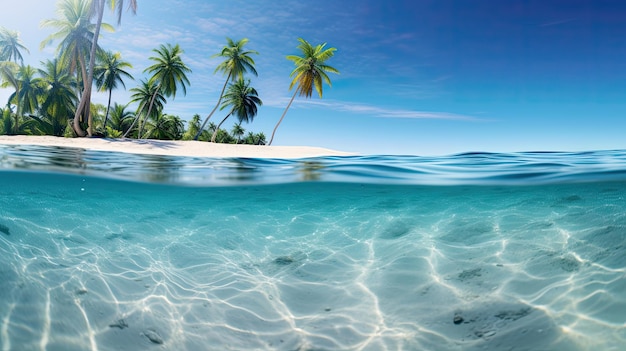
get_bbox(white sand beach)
[0,135,353,159]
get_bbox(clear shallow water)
[0,146,625,350]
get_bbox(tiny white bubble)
[81,188,85,191]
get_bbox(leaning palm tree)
[0,56,25,133]
[93,50,133,131]
[41,0,114,136]
[195,38,258,140]
[123,43,191,138]
[125,79,165,138]
[211,77,262,143]
[0,27,30,64]
[268,38,339,145]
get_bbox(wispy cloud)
[539,18,577,27]
[268,99,481,121]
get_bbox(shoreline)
[0,135,354,159]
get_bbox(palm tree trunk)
[121,104,142,138]
[103,88,112,132]
[73,0,105,137]
[138,85,160,139]
[13,86,20,134]
[195,72,231,141]
[122,82,160,138]
[268,91,297,146]
[211,112,232,143]
[73,53,91,136]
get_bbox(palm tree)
[231,123,245,144]
[93,50,133,132]
[38,58,77,136]
[107,102,134,135]
[0,62,19,132]
[211,77,262,143]
[182,113,201,140]
[268,38,339,145]
[126,79,165,138]
[195,38,258,140]
[73,0,137,137]
[0,27,30,63]
[1,64,43,133]
[12,65,43,117]
[123,43,191,138]
[41,0,114,136]
[0,50,27,134]
[143,113,184,140]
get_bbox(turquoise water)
[1,146,625,350]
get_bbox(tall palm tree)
[125,79,165,138]
[41,0,114,136]
[124,43,191,139]
[195,38,258,140]
[0,62,19,132]
[268,38,339,145]
[1,64,43,133]
[93,50,133,131]
[0,43,25,133]
[211,77,262,143]
[38,58,77,136]
[0,27,30,64]
[11,65,43,117]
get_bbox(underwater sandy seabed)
[0,171,625,350]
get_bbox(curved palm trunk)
[102,88,112,132]
[73,0,105,137]
[121,106,141,138]
[138,85,161,139]
[122,83,160,138]
[195,72,231,141]
[73,54,90,136]
[13,86,20,134]
[268,91,297,146]
[210,111,232,143]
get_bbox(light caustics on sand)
[0,147,626,350]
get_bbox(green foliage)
[214,38,259,81]
[105,126,122,138]
[145,43,191,99]
[182,114,201,140]
[143,113,184,140]
[0,27,30,63]
[287,38,339,99]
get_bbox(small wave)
[2,145,626,186]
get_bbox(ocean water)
[0,145,625,351]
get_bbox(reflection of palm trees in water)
[298,161,325,181]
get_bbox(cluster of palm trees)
[0,0,339,146]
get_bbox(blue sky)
[1,0,625,155]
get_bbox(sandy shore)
[0,135,353,159]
